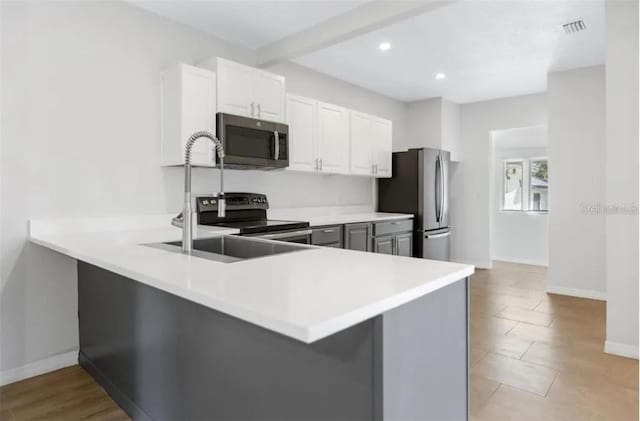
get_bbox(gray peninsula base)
[77,261,469,421]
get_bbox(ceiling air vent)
[562,19,586,34]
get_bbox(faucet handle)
[171,212,184,228]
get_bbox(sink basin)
[145,235,311,263]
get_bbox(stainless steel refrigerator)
[378,148,451,261]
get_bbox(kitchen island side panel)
[381,278,469,421]
[77,262,469,421]
[77,262,376,421]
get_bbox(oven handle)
[249,229,312,241]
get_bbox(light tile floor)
[471,261,639,421]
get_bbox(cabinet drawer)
[312,225,343,245]
[373,219,413,236]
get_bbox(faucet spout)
[180,131,225,253]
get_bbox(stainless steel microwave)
[216,113,289,169]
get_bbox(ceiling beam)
[255,0,456,67]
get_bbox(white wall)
[604,0,639,358]
[402,97,460,161]
[452,93,547,268]
[491,127,548,266]
[547,66,606,300]
[0,1,405,377]
[403,98,441,152]
[441,98,461,162]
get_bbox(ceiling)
[129,0,605,104]
[294,0,605,103]
[128,0,366,49]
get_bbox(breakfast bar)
[30,217,474,421]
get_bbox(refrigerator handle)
[439,154,445,224]
[435,155,441,223]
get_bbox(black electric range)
[196,193,311,243]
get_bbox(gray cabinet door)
[344,223,372,252]
[373,236,394,255]
[311,225,343,247]
[395,233,413,257]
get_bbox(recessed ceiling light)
[379,42,391,51]
[435,73,446,80]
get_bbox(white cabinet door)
[253,70,286,123]
[286,94,317,172]
[317,102,350,174]
[372,118,393,178]
[216,58,253,118]
[161,64,216,167]
[349,111,374,175]
[182,66,216,166]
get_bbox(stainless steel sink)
[145,235,311,263]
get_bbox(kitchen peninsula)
[29,215,474,421]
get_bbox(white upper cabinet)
[349,111,374,175]
[161,64,216,167]
[253,70,286,122]
[372,117,393,178]
[286,94,317,172]
[348,112,393,177]
[216,59,253,118]
[286,94,392,177]
[316,101,350,174]
[215,58,286,123]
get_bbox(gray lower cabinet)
[344,223,372,252]
[315,219,413,256]
[373,236,394,255]
[395,232,413,257]
[372,219,414,257]
[312,225,344,248]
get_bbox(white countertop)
[29,214,473,344]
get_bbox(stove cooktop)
[211,219,310,235]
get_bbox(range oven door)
[217,113,289,168]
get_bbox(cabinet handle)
[257,103,261,117]
[250,102,255,116]
[323,229,335,233]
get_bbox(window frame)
[500,156,549,214]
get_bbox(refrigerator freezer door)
[439,150,451,228]
[420,148,440,231]
[422,228,451,261]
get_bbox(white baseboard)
[605,340,639,359]
[451,258,492,270]
[546,285,607,301]
[0,349,78,387]
[492,256,548,267]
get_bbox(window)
[501,158,549,212]
[503,160,524,210]
[529,159,549,211]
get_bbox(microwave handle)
[274,131,280,160]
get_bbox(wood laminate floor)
[0,261,637,420]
